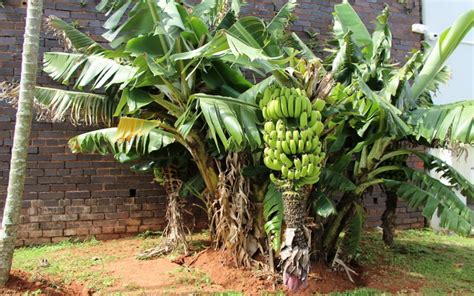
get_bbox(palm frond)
[407,100,474,145]
[43,52,137,89]
[263,183,283,251]
[35,87,115,126]
[390,168,474,236]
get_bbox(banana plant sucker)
[260,85,326,290]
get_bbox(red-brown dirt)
[4,237,425,295]
[0,270,86,296]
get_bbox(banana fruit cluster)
[260,86,326,186]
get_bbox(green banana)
[275,99,284,118]
[301,165,308,177]
[276,140,282,152]
[294,169,301,180]
[305,139,312,152]
[269,130,277,140]
[302,154,309,166]
[286,131,292,143]
[281,165,289,177]
[313,98,326,111]
[288,95,295,117]
[294,95,302,118]
[290,139,297,154]
[264,121,275,133]
[281,139,291,154]
[298,139,305,153]
[293,130,299,141]
[269,138,277,149]
[280,97,289,117]
[305,98,312,113]
[313,121,324,135]
[287,169,294,180]
[263,134,270,143]
[294,158,302,170]
[300,129,308,143]
[279,153,293,168]
[299,112,308,128]
[307,163,314,175]
[276,119,285,131]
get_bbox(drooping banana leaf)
[47,16,104,53]
[35,87,115,126]
[387,168,474,236]
[189,93,260,151]
[69,117,175,162]
[407,100,474,145]
[43,52,138,90]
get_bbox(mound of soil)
[187,249,423,295]
[0,270,86,296]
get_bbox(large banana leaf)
[342,202,364,257]
[192,93,258,150]
[263,183,283,251]
[47,17,104,53]
[411,9,474,100]
[69,117,175,162]
[411,150,474,200]
[35,87,115,126]
[333,2,372,58]
[407,100,474,145]
[357,79,412,137]
[102,1,156,48]
[43,52,137,89]
[267,0,297,40]
[389,168,474,236]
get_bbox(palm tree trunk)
[0,0,43,286]
[382,188,398,247]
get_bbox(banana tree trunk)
[280,186,311,290]
[382,188,398,247]
[0,0,43,286]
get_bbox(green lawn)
[359,229,474,295]
[12,229,474,295]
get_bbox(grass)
[12,238,117,291]
[11,229,474,295]
[358,228,474,294]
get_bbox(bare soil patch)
[0,270,86,296]
[7,235,427,295]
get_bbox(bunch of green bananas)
[260,86,326,186]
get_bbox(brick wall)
[0,0,424,245]
[0,102,207,246]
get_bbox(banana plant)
[316,2,474,256]
[36,0,309,267]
